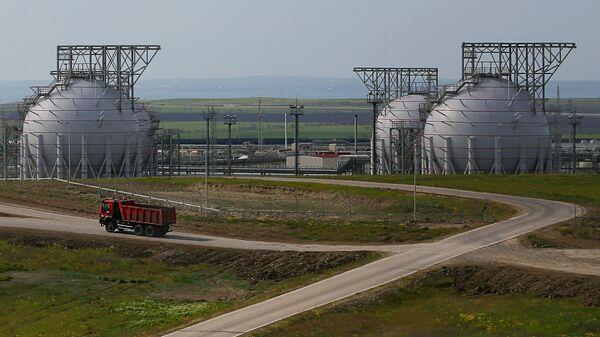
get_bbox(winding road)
[0,178,585,337]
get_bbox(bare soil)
[0,227,373,284]
[520,213,600,249]
[440,263,600,307]
[322,263,600,311]
[455,239,600,276]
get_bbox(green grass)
[160,121,371,139]
[0,240,229,336]
[250,270,600,337]
[0,238,374,337]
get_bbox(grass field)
[0,229,374,337]
[0,177,515,244]
[160,121,372,139]
[250,265,600,337]
[332,174,600,248]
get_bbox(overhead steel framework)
[22,45,161,113]
[461,42,576,113]
[353,67,439,102]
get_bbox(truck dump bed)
[118,201,176,226]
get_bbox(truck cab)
[99,199,133,221]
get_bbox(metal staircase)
[20,78,70,113]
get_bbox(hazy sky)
[0,0,598,81]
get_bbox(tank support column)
[103,137,113,178]
[442,137,455,175]
[55,134,65,179]
[123,136,131,178]
[135,140,143,177]
[535,138,546,173]
[80,134,89,179]
[491,137,504,174]
[426,136,438,174]
[464,136,479,174]
[516,139,528,174]
[21,134,32,179]
[36,135,45,179]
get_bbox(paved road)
[162,178,584,337]
[0,178,584,337]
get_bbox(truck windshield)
[101,203,109,212]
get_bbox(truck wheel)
[105,221,116,233]
[133,224,145,236]
[145,225,156,237]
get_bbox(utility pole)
[554,85,561,172]
[224,113,237,176]
[177,133,181,176]
[284,110,288,150]
[204,106,216,208]
[367,92,384,175]
[67,122,71,188]
[257,99,263,150]
[168,130,173,177]
[2,117,6,185]
[568,108,581,174]
[412,131,417,222]
[289,103,304,176]
[354,113,358,155]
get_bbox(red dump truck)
[99,198,176,237]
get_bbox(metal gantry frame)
[353,67,439,102]
[353,67,439,174]
[461,42,576,113]
[22,45,161,114]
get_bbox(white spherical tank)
[423,77,550,173]
[22,79,149,178]
[376,94,426,173]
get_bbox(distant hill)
[1,76,599,103]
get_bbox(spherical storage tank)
[423,77,550,174]
[22,79,156,178]
[376,94,426,173]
